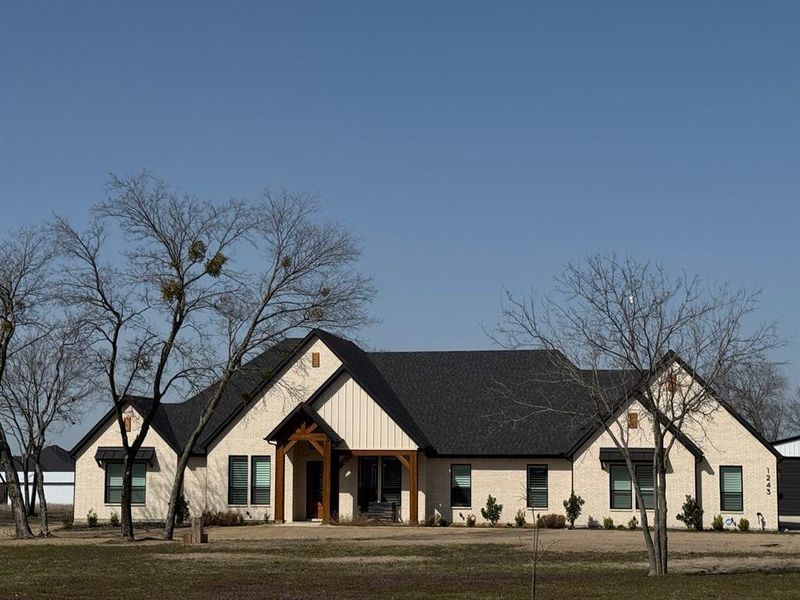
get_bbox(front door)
[306,461,323,520]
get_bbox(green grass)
[0,539,798,599]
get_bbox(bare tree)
[0,228,54,539]
[161,190,375,539]
[494,255,779,575]
[0,321,93,536]
[716,361,788,441]
[55,171,249,541]
[785,387,800,438]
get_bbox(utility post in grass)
[55,171,250,541]
[161,190,375,540]
[0,227,55,539]
[494,255,780,575]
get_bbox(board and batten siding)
[312,374,417,450]
[775,438,800,458]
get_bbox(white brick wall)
[424,457,573,525]
[73,406,177,523]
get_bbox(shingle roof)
[72,330,729,460]
[13,445,75,472]
[367,350,635,455]
[158,337,305,453]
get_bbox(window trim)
[609,463,633,510]
[526,464,548,509]
[104,462,146,506]
[228,455,248,506]
[250,455,271,506]
[719,465,744,512]
[450,463,472,508]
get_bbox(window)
[358,457,379,512]
[610,464,632,509]
[635,464,655,509]
[311,352,320,368]
[527,465,548,508]
[381,457,402,504]
[451,464,472,507]
[627,412,639,429]
[720,466,743,512]
[251,456,271,505]
[228,456,248,505]
[105,463,146,505]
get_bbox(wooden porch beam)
[308,438,325,457]
[409,450,419,525]
[275,443,285,523]
[322,438,332,524]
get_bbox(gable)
[204,336,343,454]
[311,373,417,450]
[571,396,702,463]
[71,401,175,462]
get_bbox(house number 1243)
[766,468,771,495]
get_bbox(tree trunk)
[0,430,32,538]
[120,456,135,541]
[33,460,49,536]
[631,463,658,576]
[28,469,38,517]
[650,425,669,575]
[162,454,190,541]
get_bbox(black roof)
[13,445,75,472]
[368,350,633,455]
[71,329,770,460]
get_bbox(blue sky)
[1,1,798,448]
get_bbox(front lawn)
[0,530,798,599]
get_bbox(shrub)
[602,516,614,530]
[514,509,526,528]
[675,495,704,531]
[738,518,750,532]
[332,513,372,526]
[587,516,601,529]
[628,515,638,531]
[109,511,120,527]
[536,513,566,529]
[62,514,74,529]
[563,492,585,529]
[465,514,477,528]
[480,495,503,526]
[87,508,98,527]
[175,494,191,526]
[711,514,724,531]
[201,510,245,527]
[263,510,272,524]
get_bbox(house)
[774,435,800,458]
[0,445,75,507]
[774,435,800,525]
[70,329,781,529]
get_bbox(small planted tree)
[675,495,703,531]
[481,495,503,526]
[563,492,585,529]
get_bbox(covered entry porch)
[266,403,419,524]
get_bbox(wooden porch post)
[409,450,419,525]
[322,438,332,524]
[275,442,285,523]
